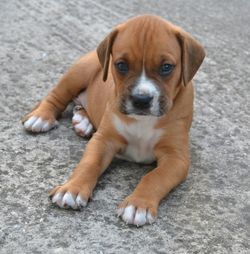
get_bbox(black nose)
[131,94,153,109]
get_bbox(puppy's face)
[97,15,205,117]
[111,20,182,117]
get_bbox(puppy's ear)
[97,29,119,82]
[176,29,205,86]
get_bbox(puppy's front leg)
[49,129,123,209]
[118,122,190,226]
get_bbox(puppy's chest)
[113,116,163,164]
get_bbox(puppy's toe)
[76,195,88,208]
[51,192,64,208]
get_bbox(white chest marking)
[113,115,164,164]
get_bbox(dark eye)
[115,61,129,74]
[159,63,174,76]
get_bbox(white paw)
[72,113,93,137]
[23,116,58,132]
[117,205,155,226]
[51,192,87,210]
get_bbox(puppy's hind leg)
[22,51,97,133]
[72,92,94,137]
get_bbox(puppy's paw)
[22,110,58,133]
[23,115,58,133]
[117,196,157,226]
[72,112,93,137]
[49,182,90,210]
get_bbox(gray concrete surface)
[0,0,249,253]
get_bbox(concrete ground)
[0,0,249,253]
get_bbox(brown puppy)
[22,15,205,226]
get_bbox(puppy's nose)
[131,94,153,109]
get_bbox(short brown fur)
[23,15,205,225]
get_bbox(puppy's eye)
[159,63,174,76]
[115,61,129,74]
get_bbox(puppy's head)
[97,15,205,117]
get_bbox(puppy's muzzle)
[130,94,153,110]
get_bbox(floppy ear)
[97,29,119,82]
[176,30,205,86]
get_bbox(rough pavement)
[0,0,249,253]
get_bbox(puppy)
[22,15,205,226]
